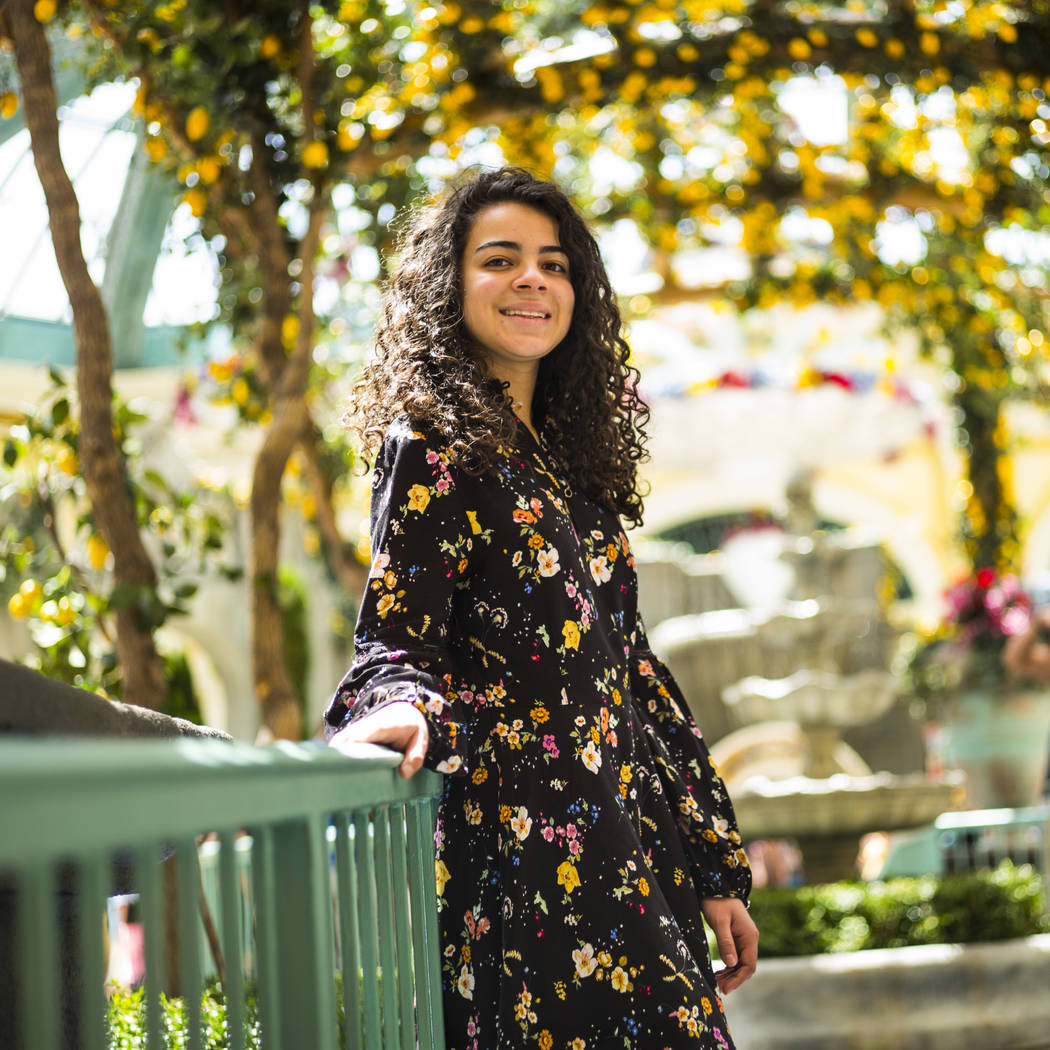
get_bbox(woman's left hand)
[701,896,759,994]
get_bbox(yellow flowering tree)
[6,0,1049,731]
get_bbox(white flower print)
[581,739,601,774]
[537,547,561,577]
[572,943,598,979]
[510,806,533,841]
[589,554,611,584]
[457,964,475,1000]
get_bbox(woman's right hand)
[328,701,430,779]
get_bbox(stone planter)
[926,688,1050,809]
[726,934,1050,1050]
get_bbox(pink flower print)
[542,734,559,757]
[467,1019,476,1037]
[565,581,577,598]
[436,477,450,492]
[566,823,577,838]
[542,826,555,842]
[568,838,581,857]
[530,497,543,516]
[426,451,439,464]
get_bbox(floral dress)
[325,418,752,1050]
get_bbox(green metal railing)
[0,737,446,1049]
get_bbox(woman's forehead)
[464,202,562,248]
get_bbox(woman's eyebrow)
[473,239,567,256]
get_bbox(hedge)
[104,862,1047,1047]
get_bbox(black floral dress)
[325,418,752,1050]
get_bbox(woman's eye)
[544,261,568,274]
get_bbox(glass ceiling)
[0,81,219,332]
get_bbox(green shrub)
[105,983,261,1050]
[736,860,1048,959]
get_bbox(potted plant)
[900,568,1050,809]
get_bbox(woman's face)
[460,202,575,376]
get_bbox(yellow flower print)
[472,766,488,784]
[638,876,650,896]
[562,620,580,650]
[499,804,513,823]
[557,860,581,894]
[610,966,630,993]
[701,996,712,1016]
[466,509,482,534]
[528,533,545,549]
[435,859,450,896]
[571,1040,586,1050]
[530,706,549,723]
[376,593,396,618]
[538,1031,553,1050]
[407,484,430,512]
[597,950,612,968]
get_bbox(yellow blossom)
[302,140,329,169]
[87,535,109,571]
[557,860,581,894]
[434,859,450,895]
[185,106,210,142]
[407,484,431,513]
[562,620,580,650]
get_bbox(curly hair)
[346,166,650,527]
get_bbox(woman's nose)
[513,260,547,288]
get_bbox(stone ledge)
[727,934,1050,1050]
[0,657,231,740]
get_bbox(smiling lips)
[500,306,551,320]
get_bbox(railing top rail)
[0,737,442,867]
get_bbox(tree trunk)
[9,0,168,709]
[250,396,309,741]
[298,422,368,596]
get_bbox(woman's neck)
[492,364,540,441]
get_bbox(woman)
[326,167,758,1050]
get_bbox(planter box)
[726,934,1050,1050]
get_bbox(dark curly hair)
[347,166,650,527]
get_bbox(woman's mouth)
[500,308,551,319]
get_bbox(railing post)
[267,814,338,1050]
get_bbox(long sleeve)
[323,422,477,775]
[628,610,752,901]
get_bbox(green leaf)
[47,365,65,388]
[2,441,17,468]
[174,582,198,600]
[107,582,144,610]
[51,398,70,426]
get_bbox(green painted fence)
[0,737,446,1049]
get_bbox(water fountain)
[648,473,961,882]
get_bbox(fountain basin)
[731,771,964,840]
[727,935,1050,1050]
[723,668,898,728]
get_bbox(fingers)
[399,720,429,779]
[703,897,759,994]
[328,702,430,778]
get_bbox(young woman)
[326,167,758,1050]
